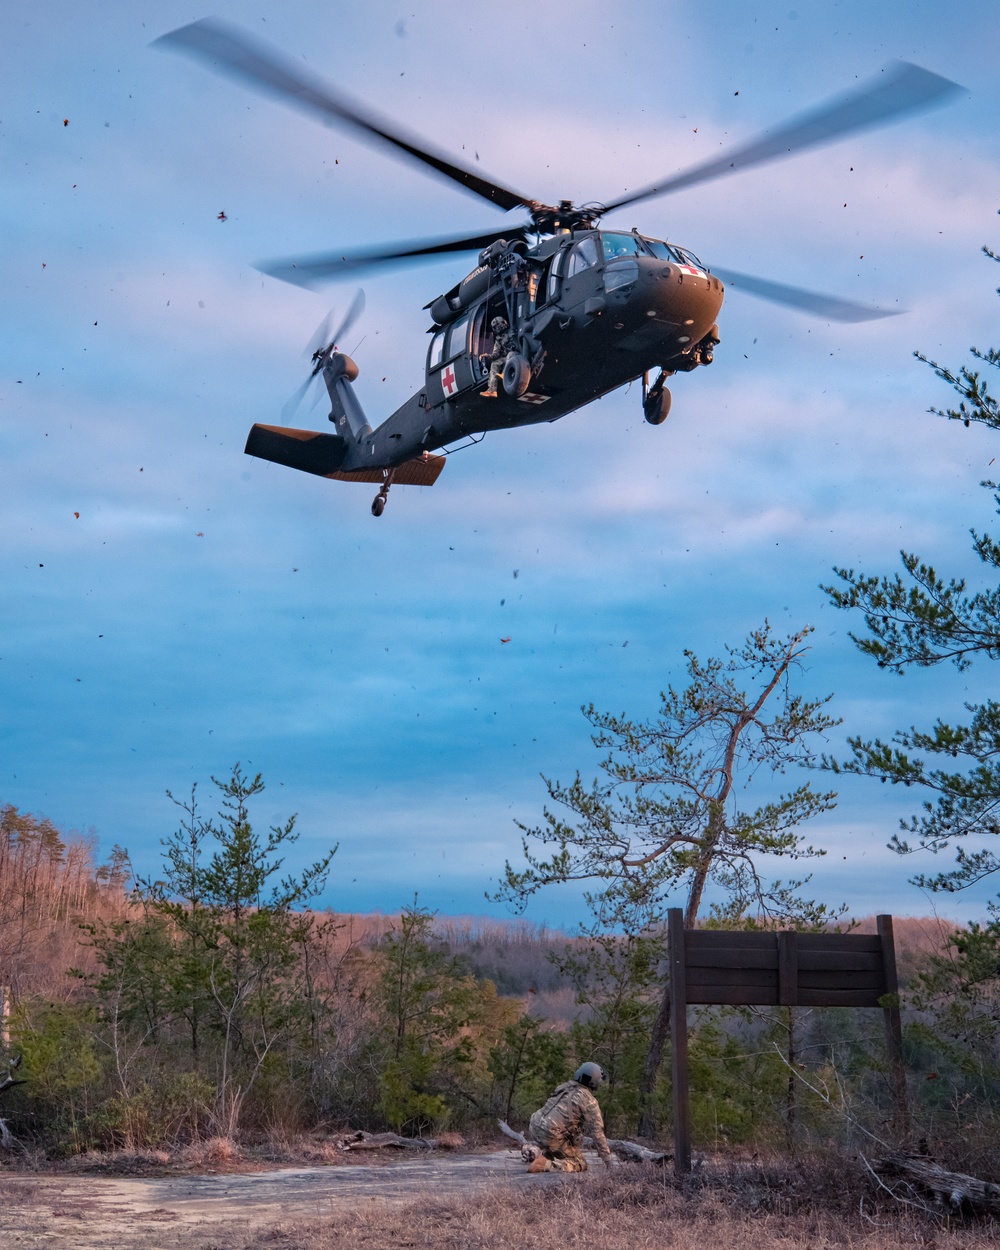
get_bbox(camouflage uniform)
[527,1079,612,1172]
[484,320,515,395]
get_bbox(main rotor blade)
[602,61,964,215]
[154,19,530,212]
[712,266,901,322]
[258,225,531,288]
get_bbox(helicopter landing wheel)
[371,493,386,517]
[644,386,672,425]
[502,353,532,398]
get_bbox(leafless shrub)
[179,1135,245,1168]
[65,1147,171,1174]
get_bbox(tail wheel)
[502,353,532,398]
[371,494,386,517]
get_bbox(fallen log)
[601,1137,671,1165]
[333,1130,457,1152]
[874,1153,1000,1214]
[498,1120,528,1147]
[498,1119,671,1166]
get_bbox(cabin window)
[566,235,599,277]
[446,315,469,359]
[428,331,445,370]
[527,266,540,306]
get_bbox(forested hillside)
[0,804,131,1001]
[2,782,999,1177]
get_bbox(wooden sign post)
[668,909,691,1174]
[667,910,907,1174]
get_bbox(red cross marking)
[441,365,457,396]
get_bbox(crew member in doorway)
[481,316,513,397]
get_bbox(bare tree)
[498,623,843,1133]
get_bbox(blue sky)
[3,0,999,929]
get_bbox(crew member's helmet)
[573,1062,604,1090]
[491,316,508,332]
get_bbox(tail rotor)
[280,289,365,424]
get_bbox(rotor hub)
[526,200,600,234]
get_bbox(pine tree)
[88,765,336,1138]
[825,231,1000,903]
[497,622,842,1132]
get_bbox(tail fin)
[245,424,349,477]
[323,353,373,441]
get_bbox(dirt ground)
[0,1149,547,1250]
[5,1149,999,1250]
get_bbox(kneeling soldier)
[526,1062,612,1172]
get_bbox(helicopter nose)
[647,262,725,344]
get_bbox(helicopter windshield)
[641,236,708,271]
[601,231,646,260]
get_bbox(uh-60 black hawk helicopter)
[157,21,962,516]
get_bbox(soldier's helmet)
[491,316,508,332]
[573,1062,604,1090]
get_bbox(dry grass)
[3,1153,1000,1250]
[181,1136,247,1168]
[58,1138,249,1175]
[218,1160,1000,1250]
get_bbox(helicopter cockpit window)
[446,315,469,360]
[428,330,445,370]
[547,246,568,300]
[601,232,645,261]
[674,245,706,271]
[642,237,682,263]
[566,235,599,277]
[642,236,707,271]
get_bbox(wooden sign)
[667,910,906,1173]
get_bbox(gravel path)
[0,1149,564,1249]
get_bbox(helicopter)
[156,20,962,516]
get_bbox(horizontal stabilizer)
[246,425,445,487]
[245,424,349,477]
[332,454,446,487]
